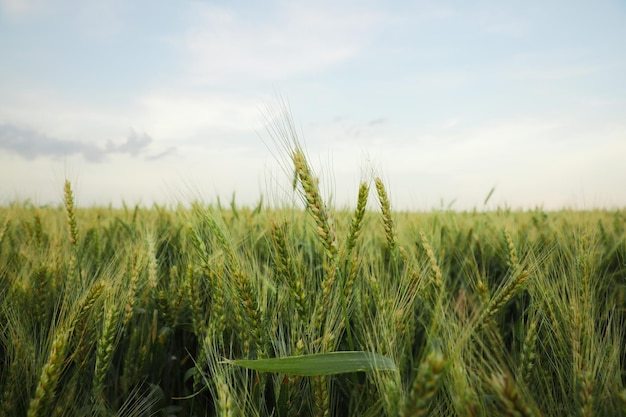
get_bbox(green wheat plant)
[0,111,625,416]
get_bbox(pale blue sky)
[1,0,625,210]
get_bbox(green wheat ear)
[375,177,396,253]
[63,180,79,246]
[93,303,121,403]
[292,148,337,259]
[490,373,541,417]
[345,181,369,257]
[478,269,529,329]
[402,349,446,417]
[28,327,71,417]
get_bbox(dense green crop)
[1,148,625,416]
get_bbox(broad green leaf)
[231,352,395,376]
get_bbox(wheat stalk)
[72,280,106,370]
[217,380,234,417]
[577,370,594,417]
[63,180,80,284]
[375,177,396,253]
[93,303,121,402]
[63,180,78,246]
[504,228,519,270]
[271,220,308,319]
[33,265,50,326]
[402,349,446,417]
[490,373,541,417]
[146,234,158,290]
[27,327,70,417]
[519,316,538,386]
[123,254,140,329]
[448,362,479,417]
[185,263,205,335]
[478,269,529,329]
[292,149,337,259]
[312,375,330,417]
[346,181,369,256]
[420,230,443,289]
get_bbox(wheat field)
[1,141,625,416]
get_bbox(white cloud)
[2,1,624,210]
[134,92,268,139]
[0,86,270,151]
[0,139,273,208]
[179,2,383,85]
[0,89,134,144]
[293,115,626,210]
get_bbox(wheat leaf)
[231,352,396,376]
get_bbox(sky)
[1,0,625,211]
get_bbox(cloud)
[368,118,387,126]
[0,86,266,154]
[135,92,266,138]
[145,146,177,161]
[106,129,152,156]
[0,124,165,162]
[179,2,385,85]
[0,124,104,161]
[311,116,388,141]
[344,118,388,137]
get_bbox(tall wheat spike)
[420,230,443,289]
[312,375,330,417]
[271,220,308,319]
[93,303,121,402]
[203,208,263,357]
[27,327,70,417]
[402,349,446,417]
[63,180,80,285]
[345,181,369,257]
[478,269,529,329]
[72,280,106,370]
[490,373,541,417]
[519,315,538,386]
[123,254,140,329]
[343,182,369,302]
[292,149,337,259]
[504,228,520,270]
[577,370,594,417]
[63,180,78,247]
[185,263,204,335]
[375,177,396,253]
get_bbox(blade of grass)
[230,352,396,376]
